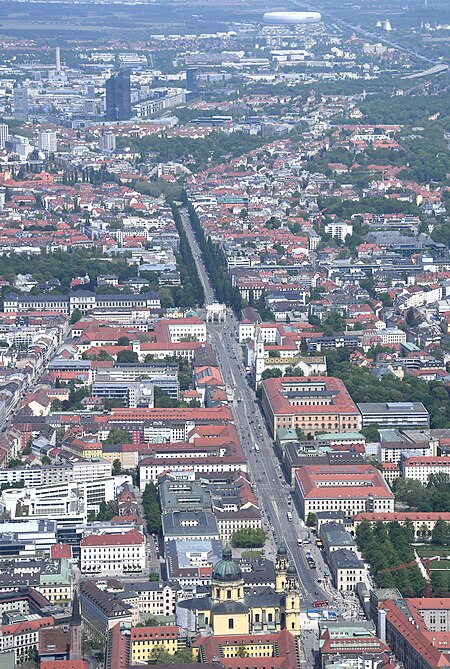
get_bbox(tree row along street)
[179,205,331,610]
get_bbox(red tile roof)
[262,376,359,416]
[296,464,393,500]
[80,529,144,547]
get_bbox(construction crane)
[378,556,440,597]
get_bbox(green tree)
[432,520,450,546]
[261,368,282,380]
[70,308,82,324]
[117,336,131,346]
[105,428,131,445]
[406,307,418,328]
[153,648,194,664]
[95,500,117,521]
[116,349,138,363]
[8,457,22,469]
[362,425,380,442]
[232,528,266,548]
[306,512,317,527]
[142,483,162,534]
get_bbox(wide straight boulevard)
[180,208,330,607]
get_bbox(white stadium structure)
[263,11,322,24]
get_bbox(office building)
[0,124,8,149]
[186,67,198,97]
[295,463,395,519]
[105,70,131,121]
[0,459,111,488]
[0,519,57,556]
[261,376,361,437]
[379,597,450,669]
[38,129,57,153]
[358,402,430,429]
[13,87,29,122]
[81,581,134,640]
[377,429,434,464]
[319,621,389,668]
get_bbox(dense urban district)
[0,1,448,668]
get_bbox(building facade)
[80,530,146,574]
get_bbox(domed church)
[176,544,301,636]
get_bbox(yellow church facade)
[176,544,301,637]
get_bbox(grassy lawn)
[416,546,450,569]
[241,550,261,558]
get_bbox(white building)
[100,130,116,152]
[80,529,146,574]
[0,124,8,149]
[402,456,450,485]
[38,129,57,153]
[324,222,353,241]
[1,475,130,524]
[369,327,406,345]
[0,459,112,487]
[165,318,207,343]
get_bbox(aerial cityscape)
[0,0,448,668]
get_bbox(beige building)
[123,581,178,621]
[353,512,450,540]
[261,376,361,437]
[215,508,262,542]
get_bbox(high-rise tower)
[55,47,61,75]
[0,124,8,149]
[13,87,28,122]
[186,67,198,99]
[105,70,131,121]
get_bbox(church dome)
[277,543,288,557]
[287,561,297,576]
[212,546,243,582]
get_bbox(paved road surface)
[178,206,368,665]
[180,208,215,306]
[180,206,329,607]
